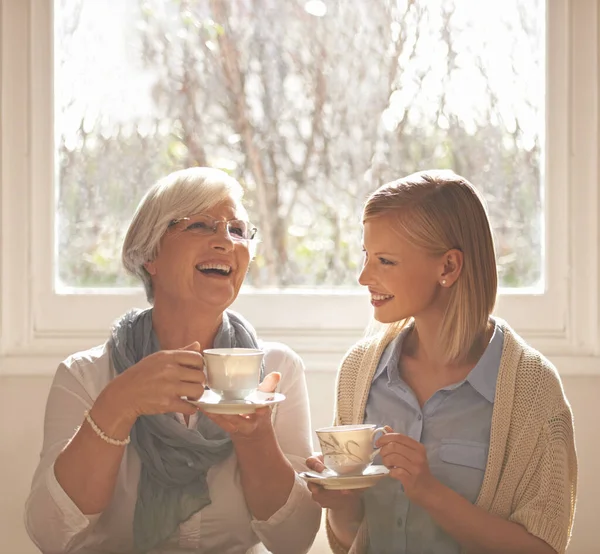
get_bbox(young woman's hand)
[377,428,441,505]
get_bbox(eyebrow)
[186,215,247,223]
[363,247,399,257]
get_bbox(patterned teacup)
[316,424,389,475]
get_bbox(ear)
[144,260,157,276]
[439,249,463,287]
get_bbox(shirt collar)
[371,320,504,404]
[465,322,504,403]
[372,326,411,383]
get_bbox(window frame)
[1,0,599,376]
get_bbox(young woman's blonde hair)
[363,169,498,364]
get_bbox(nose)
[209,222,235,252]
[358,259,372,287]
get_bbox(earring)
[441,279,447,285]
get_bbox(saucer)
[300,465,389,490]
[188,389,286,415]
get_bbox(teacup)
[203,348,264,401]
[316,424,389,475]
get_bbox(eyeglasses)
[168,213,258,241]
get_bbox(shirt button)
[417,414,422,421]
[396,517,403,527]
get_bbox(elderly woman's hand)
[201,372,281,440]
[98,342,206,423]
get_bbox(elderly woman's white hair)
[122,167,254,302]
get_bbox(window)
[56,0,543,290]
[1,0,599,374]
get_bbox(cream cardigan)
[326,320,577,554]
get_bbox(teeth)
[197,263,232,274]
[371,294,393,301]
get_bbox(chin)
[185,292,230,311]
[203,296,235,310]
[374,315,401,324]
[372,307,410,325]
[194,285,238,306]
[373,311,397,324]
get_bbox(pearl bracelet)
[83,410,131,446]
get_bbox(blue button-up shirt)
[364,322,504,554]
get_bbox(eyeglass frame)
[167,213,258,241]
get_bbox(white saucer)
[300,465,389,490]
[188,389,286,415]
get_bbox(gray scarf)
[109,307,263,552]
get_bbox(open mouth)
[370,293,394,306]
[195,263,232,277]
[371,293,394,301]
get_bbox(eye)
[378,257,395,266]
[186,221,212,231]
[228,222,246,238]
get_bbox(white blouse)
[24,341,321,554]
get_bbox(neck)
[151,297,223,351]
[404,315,449,369]
[403,314,493,372]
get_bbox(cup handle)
[193,352,209,389]
[183,352,208,397]
[370,426,389,461]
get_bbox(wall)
[1,371,598,554]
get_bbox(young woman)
[307,170,577,554]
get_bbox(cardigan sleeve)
[325,514,351,554]
[333,339,373,426]
[326,340,372,553]
[508,405,577,554]
[325,329,401,553]
[325,511,370,554]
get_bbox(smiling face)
[144,198,252,315]
[358,213,451,324]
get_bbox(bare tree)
[56,0,543,289]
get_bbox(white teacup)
[316,424,389,476]
[203,348,264,401]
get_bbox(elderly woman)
[25,167,321,554]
